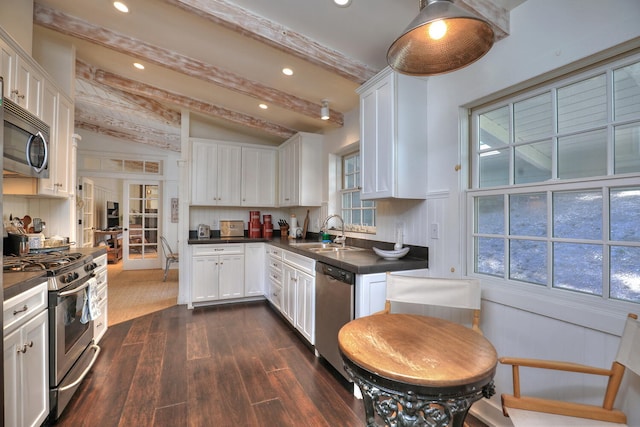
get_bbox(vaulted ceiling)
[33,0,525,152]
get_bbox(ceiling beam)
[455,0,510,40]
[163,0,378,84]
[77,59,297,140]
[75,120,180,152]
[34,3,344,126]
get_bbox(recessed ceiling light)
[133,62,145,70]
[259,103,268,110]
[113,1,129,13]
[282,68,293,76]
[334,0,352,7]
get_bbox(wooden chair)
[160,236,179,281]
[382,272,482,333]
[499,313,640,426]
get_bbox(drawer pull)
[13,305,28,316]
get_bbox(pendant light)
[321,100,330,120]
[387,0,494,76]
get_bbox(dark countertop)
[189,236,428,275]
[3,246,108,301]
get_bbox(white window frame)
[465,52,640,334]
[340,151,376,233]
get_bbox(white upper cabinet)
[190,139,242,206]
[278,132,323,207]
[241,146,277,207]
[0,33,44,118]
[39,86,73,198]
[357,67,429,200]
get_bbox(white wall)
[77,129,182,264]
[415,1,640,424]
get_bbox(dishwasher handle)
[316,262,355,285]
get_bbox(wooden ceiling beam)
[34,3,344,126]
[164,0,377,84]
[77,59,297,140]
[75,121,181,152]
[455,0,510,40]
[76,60,182,126]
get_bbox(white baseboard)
[469,399,514,427]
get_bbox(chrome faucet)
[321,214,346,247]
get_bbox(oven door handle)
[58,344,101,392]
[58,275,95,297]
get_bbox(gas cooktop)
[3,252,85,273]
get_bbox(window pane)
[614,61,640,121]
[610,246,640,303]
[105,159,123,171]
[553,191,602,240]
[475,237,504,276]
[510,193,546,237]
[363,209,375,226]
[614,123,640,174]
[479,148,510,187]
[610,187,640,241]
[342,193,352,209]
[345,174,356,189]
[557,74,607,133]
[476,195,504,234]
[145,161,160,174]
[510,239,547,285]
[514,92,552,142]
[124,160,144,173]
[479,106,510,150]
[514,141,552,184]
[558,129,607,179]
[352,209,361,225]
[341,209,352,224]
[553,243,602,295]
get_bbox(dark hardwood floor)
[51,301,488,427]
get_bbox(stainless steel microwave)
[3,97,49,178]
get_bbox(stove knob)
[64,273,73,283]
[73,272,79,281]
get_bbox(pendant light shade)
[387,0,495,76]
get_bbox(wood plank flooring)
[52,302,366,426]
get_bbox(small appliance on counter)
[197,224,211,239]
[220,220,244,238]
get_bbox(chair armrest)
[499,357,613,376]
[501,395,627,424]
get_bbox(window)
[341,152,376,232]
[469,54,640,305]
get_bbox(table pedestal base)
[344,363,495,427]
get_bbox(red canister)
[249,211,260,222]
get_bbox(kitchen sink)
[289,242,364,252]
[307,246,363,253]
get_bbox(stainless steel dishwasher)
[315,262,355,382]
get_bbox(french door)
[123,180,160,270]
[79,177,95,248]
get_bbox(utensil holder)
[280,225,289,237]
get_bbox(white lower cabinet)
[3,282,49,427]
[265,246,283,310]
[191,244,245,304]
[281,249,316,345]
[93,254,109,343]
[244,243,265,297]
[355,269,429,318]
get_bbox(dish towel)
[81,277,101,324]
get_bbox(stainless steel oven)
[47,254,101,420]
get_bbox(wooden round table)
[338,314,497,427]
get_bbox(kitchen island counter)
[189,237,428,274]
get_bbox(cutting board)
[302,210,309,239]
